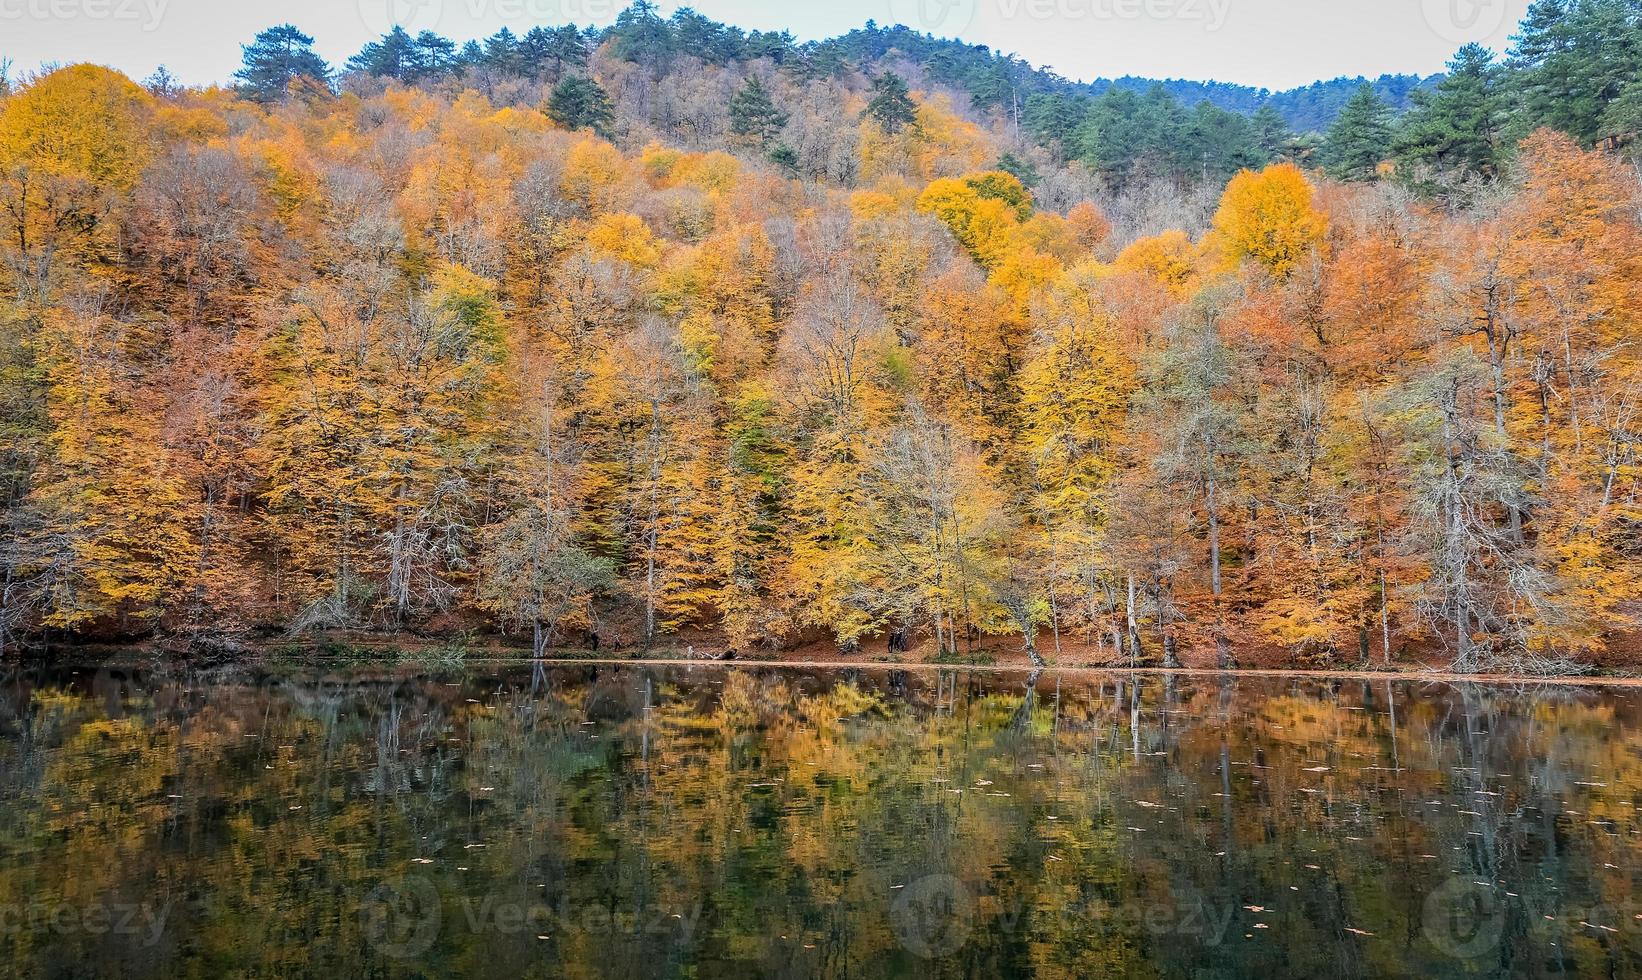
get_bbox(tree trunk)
[1125,574,1141,666]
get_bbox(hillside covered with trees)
[0,1,1639,672]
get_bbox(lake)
[0,662,1639,978]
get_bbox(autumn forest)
[1,1,1640,673]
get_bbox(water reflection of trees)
[0,665,1639,977]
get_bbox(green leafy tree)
[1185,101,1267,180]
[995,151,1040,188]
[1394,44,1508,182]
[1602,76,1642,143]
[729,76,789,146]
[1508,0,1642,144]
[346,27,418,80]
[1251,104,1294,159]
[234,25,329,103]
[480,27,522,75]
[547,75,616,136]
[606,0,674,71]
[863,72,918,134]
[521,25,589,82]
[768,144,799,172]
[1322,83,1394,181]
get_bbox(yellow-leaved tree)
[1210,162,1328,279]
[1018,269,1136,648]
[18,306,191,629]
[0,65,153,286]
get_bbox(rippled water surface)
[2,662,1641,978]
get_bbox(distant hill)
[822,23,1436,133]
[1094,74,1439,132]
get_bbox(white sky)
[0,0,1533,91]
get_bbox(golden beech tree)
[19,306,191,628]
[1210,162,1329,280]
[0,65,153,286]
[1017,270,1135,650]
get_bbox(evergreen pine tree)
[729,76,789,146]
[1322,83,1394,181]
[547,75,616,136]
[1602,77,1642,143]
[346,27,418,81]
[1394,44,1508,182]
[1251,104,1294,159]
[481,27,522,75]
[606,0,674,71]
[863,72,919,134]
[521,25,589,83]
[235,25,329,103]
[1509,0,1642,143]
[995,151,1041,188]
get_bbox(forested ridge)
[0,1,1639,671]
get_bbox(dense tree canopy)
[0,3,1638,673]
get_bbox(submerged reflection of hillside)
[0,664,1638,978]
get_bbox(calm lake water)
[1,662,1640,978]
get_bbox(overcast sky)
[0,0,1533,91]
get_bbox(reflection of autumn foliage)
[4,666,1642,976]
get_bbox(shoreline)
[17,640,1642,687]
[38,650,1642,689]
[506,657,1642,688]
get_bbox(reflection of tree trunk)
[1163,630,1181,670]
[1008,669,1043,734]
